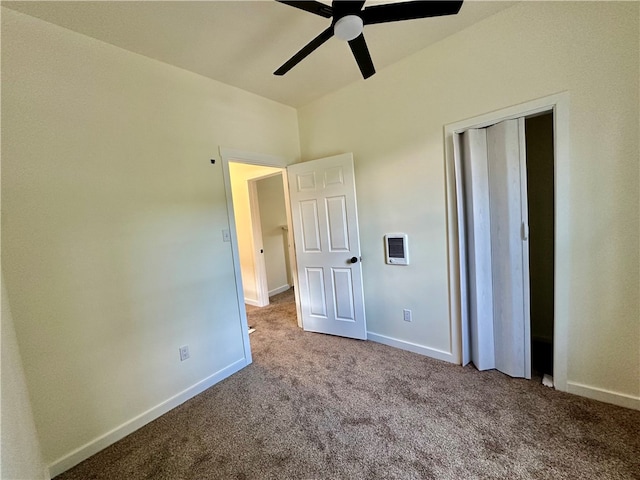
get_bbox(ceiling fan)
[274,0,464,79]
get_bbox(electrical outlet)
[179,345,190,361]
[403,309,412,322]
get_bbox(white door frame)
[220,148,302,363]
[444,92,570,391]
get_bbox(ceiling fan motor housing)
[334,15,364,41]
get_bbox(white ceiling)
[4,0,515,108]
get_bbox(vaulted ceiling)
[4,1,515,107]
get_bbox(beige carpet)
[56,289,640,479]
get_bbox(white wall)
[1,276,49,480]
[298,2,639,405]
[1,7,299,473]
[256,174,290,294]
[228,163,282,305]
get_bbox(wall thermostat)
[384,234,409,265]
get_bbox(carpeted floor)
[56,289,640,479]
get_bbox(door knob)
[350,256,359,264]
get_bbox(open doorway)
[228,162,290,308]
[220,148,303,364]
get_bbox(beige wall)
[1,7,299,470]
[298,2,639,403]
[256,174,290,294]
[1,276,49,480]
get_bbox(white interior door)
[287,153,367,340]
[457,118,531,378]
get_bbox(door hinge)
[521,223,529,241]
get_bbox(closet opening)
[525,112,555,379]
[451,106,558,385]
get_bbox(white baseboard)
[48,358,248,478]
[269,284,290,297]
[367,331,456,364]
[567,381,640,411]
[244,298,261,307]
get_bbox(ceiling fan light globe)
[334,15,364,41]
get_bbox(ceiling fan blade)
[274,26,334,76]
[276,0,333,18]
[331,0,366,17]
[361,0,463,25]
[348,33,375,79]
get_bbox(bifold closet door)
[458,118,531,378]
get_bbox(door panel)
[297,172,317,191]
[460,128,496,371]
[326,196,350,251]
[299,200,322,252]
[288,153,367,339]
[331,268,355,321]
[486,118,530,378]
[306,268,327,317]
[324,166,344,186]
[453,134,471,367]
